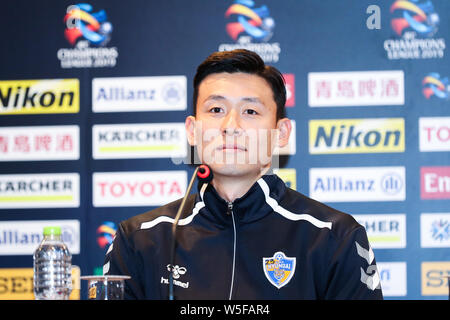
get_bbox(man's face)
[186,72,291,179]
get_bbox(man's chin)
[205,162,267,178]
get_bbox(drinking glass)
[80,275,131,300]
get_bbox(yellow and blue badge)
[263,251,296,289]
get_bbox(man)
[103,49,383,300]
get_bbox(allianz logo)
[95,87,155,101]
[313,173,403,194]
[0,226,76,246]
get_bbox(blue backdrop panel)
[0,0,449,300]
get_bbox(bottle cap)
[43,226,62,236]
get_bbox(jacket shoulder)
[281,188,362,239]
[119,194,197,236]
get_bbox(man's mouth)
[218,144,247,151]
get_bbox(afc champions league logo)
[225,0,275,43]
[422,73,450,100]
[384,0,445,60]
[64,3,113,47]
[390,0,439,37]
[57,3,118,68]
[96,221,117,249]
[219,0,281,63]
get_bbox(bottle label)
[88,286,97,299]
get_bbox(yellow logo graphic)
[309,118,405,154]
[421,261,450,296]
[273,168,296,190]
[0,266,80,300]
[0,79,79,115]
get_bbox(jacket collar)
[196,174,286,225]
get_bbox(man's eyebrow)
[204,94,227,101]
[240,97,263,104]
[203,95,264,104]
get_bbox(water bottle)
[33,226,72,300]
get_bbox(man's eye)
[210,107,223,113]
[244,109,258,115]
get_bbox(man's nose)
[222,109,242,136]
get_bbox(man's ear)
[185,115,196,146]
[276,118,292,148]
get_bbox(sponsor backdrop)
[0,0,449,300]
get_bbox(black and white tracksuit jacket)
[103,174,383,300]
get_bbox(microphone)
[197,164,213,184]
[168,164,213,300]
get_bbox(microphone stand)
[168,166,200,300]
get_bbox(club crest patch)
[263,251,296,289]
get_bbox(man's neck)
[210,167,270,203]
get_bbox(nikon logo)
[309,118,404,154]
[0,79,79,115]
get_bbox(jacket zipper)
[227,201,236,300]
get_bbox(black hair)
[192,49,286,120]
